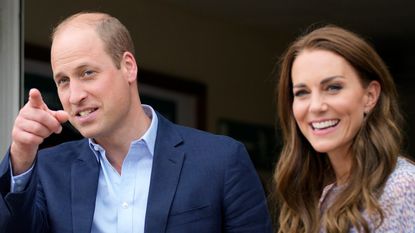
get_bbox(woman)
[274,25,415,233]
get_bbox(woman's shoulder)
[381,157,415,201]
[377,157,415,232]
[389,157,415,182]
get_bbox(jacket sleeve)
[222,142,273,233]
[0,150,49,233]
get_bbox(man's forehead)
[72,12,107,21]
[53,13,106,37]
[54,22,93,38]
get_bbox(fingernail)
[56,126,63,134]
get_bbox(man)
[0,12,272,233]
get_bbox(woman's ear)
[364,80,381,113]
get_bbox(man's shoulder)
[172,123,242,147]
[166,123,252,170]
[156,112,242,149]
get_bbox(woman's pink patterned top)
[319,157,415,232]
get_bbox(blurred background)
[2,0,415,205]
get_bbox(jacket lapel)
[71,142,100,233]
[145,114,185,233]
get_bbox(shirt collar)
[88,105,158,160]
[140,104,158,155]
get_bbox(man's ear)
[121,51,138,83]
[364,80,381,113]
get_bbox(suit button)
[121,202,129,209]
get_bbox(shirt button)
[121,202,129,209]
[94,146,100,151]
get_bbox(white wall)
[0,0,22,158]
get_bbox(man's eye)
[56,78,69,86]
[83,70,95,77]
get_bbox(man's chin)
[73,126,97,139]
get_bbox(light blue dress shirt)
[11,105,158,233]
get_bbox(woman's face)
[291,49,379,157]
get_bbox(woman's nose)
[309,93,327,113]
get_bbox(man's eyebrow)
[53,64,90,80]
[53,72,64,81]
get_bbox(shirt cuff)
[9,160,34,192]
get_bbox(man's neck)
[95,106,151,174]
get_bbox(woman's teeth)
[312,120,339,130]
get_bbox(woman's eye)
[293,89,309,97]
[327,84,342,92]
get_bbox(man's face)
[51,25,133,140]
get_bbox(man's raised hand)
[10,89,69,175]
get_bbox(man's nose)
[68,81,87,105]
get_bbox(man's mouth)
[76,108,98,117]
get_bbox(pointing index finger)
[28,88,47,110]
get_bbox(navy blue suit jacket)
[0,114,272,233]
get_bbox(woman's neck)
[327,150,352,185]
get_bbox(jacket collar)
[70,112,185,233]
[144,113,185,233]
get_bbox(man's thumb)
[55,110,69,123]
